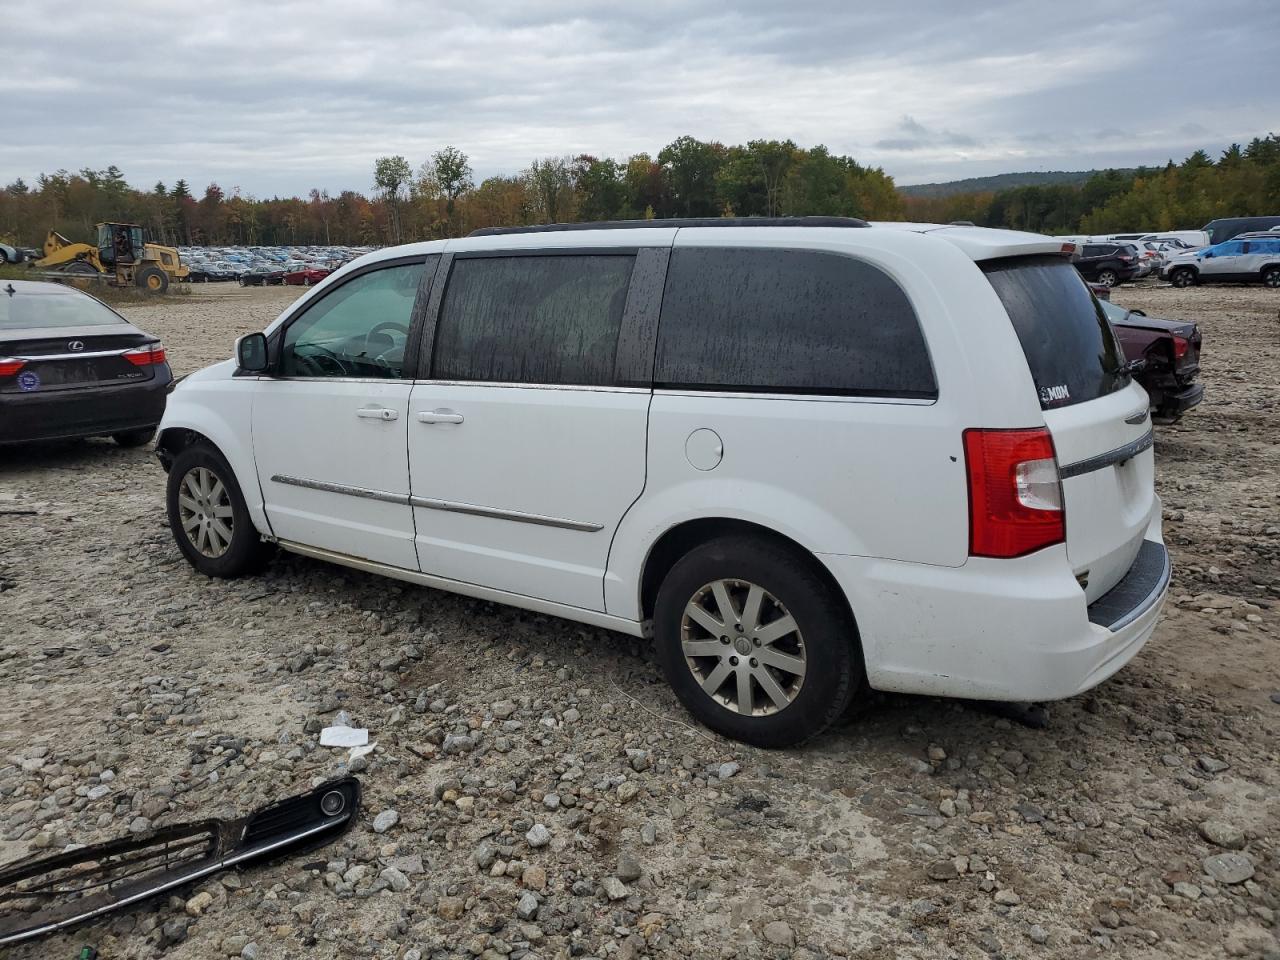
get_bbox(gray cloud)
[0,0,1276,193]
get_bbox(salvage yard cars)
[155,218,1170,747]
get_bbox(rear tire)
[1262,266,1280,288]
[653,536,862,748]
[166,444,274,578]
[136,266,168,294]
[113,428,155,448]
[1096,269,1118,287]
[1170,267,1196,288]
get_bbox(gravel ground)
[1,281,1277,960]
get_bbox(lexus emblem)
[68,340,84,352]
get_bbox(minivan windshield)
[981,257,1128,410]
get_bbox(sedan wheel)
[177,466,234,559]
[1097,269,1118,287]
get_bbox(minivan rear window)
[655,247,936,398]
[981,256,1128,410]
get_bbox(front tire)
[166,444,274,578]
[1096,269,1118,287]
[113,427,155,448]
[136,266,169,294]
[1170,267,1196,288]
[653,536,862,747]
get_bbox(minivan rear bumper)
[820,508,1169,702]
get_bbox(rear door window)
[654,247,936,398]
[981,256,1128,410]
[431,254,634,386]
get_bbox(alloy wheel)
[177,466,234,558]
[680,578,807,716]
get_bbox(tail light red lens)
[963,428,1065,559]
[0,358,25,377]
[123,343,167,366]
[1118,255,1133,262]
[1171,336,1190,360]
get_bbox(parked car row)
[1064,217,1280,288]
[178,245,373,285]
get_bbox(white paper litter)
[348,742,377,762]
[319,726,369,747]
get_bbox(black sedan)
[0,280,172,446]
[238,266,285,286]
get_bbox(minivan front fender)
[157,369,269,536]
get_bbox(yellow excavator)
[34,222,188,293]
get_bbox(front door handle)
[356,406,399,421]
[417,409,464,425]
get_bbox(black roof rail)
[468,216,870,238]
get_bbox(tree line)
[903,135,1280,235]
[0,137,903,249]
[4,134,1275,249]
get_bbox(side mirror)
[236,332,269,373]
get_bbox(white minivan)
[157,218,1169,747]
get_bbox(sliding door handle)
[356,407,399,421]
[416,409,464,425]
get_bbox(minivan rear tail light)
[963,428,1065,558]
[0,358,25,377]
[122,343,167,366]
[1171,335,1190,360]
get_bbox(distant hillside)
[899,169,1137,198]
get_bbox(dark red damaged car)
[1099,298,1204,422]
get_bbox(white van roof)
[870,222,1076,261]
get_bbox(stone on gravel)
[603,876,629,900]
[1028,924,1048,944]
[1196,755,1229,773]
[926,860,959,881]
[1199,820,1245,849]
[522,864,547,891]
[438,896,466,920]
[616,852,643,883]
[380,866,410,892]
[526,823,552,848]
[372,809,399,834]
[763,920,795,947]
[516,891,540,920]
[994,889,1021,906]
[718,761,740,779]
[1203,852,1255,885]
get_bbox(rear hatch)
[0,284,158,394]
[982,256,1156,602]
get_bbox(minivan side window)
[431,255,635,386]
[280,261,426,379]
[654,247,937,398]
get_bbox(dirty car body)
[1101,299,1204,421]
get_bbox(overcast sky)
[2,1,1276,196]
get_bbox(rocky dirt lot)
[1,282,1277,960]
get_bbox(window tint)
[432,255,634,385]
[982,257,1128,410]
[654,247,936,397]
[281,260,425,379]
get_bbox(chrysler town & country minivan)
[156,217,1170,746]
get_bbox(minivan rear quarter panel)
[604,228,1048,621]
